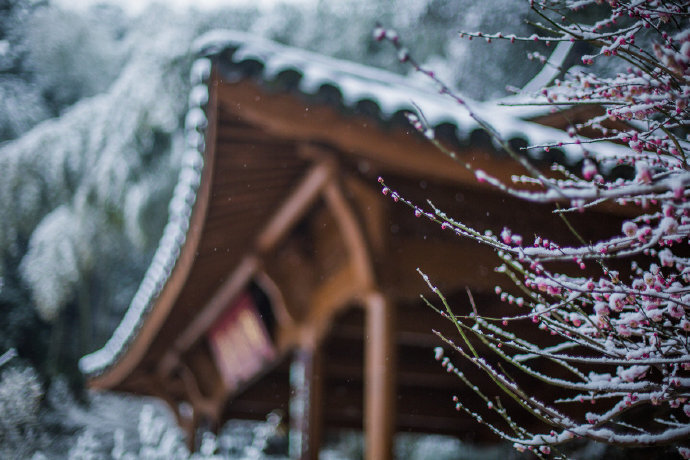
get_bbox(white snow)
[195,30,635,168]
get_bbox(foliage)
[0,349,43,458]
[377,0,690,457]
[0,0,50,141]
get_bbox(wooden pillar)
[289,347,323,460]
[364,292,395,460]
[180,403,196,451]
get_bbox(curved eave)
[79,58,215,384]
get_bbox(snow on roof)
[81,30,629,377]
[195,30,630,167]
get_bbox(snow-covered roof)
[80,29,628,377]
[195,30,630,166]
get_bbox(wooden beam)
[254,271,295,333]
[216,79,638,217]
[343,176,388,257]
[363,291,395,460]
[321,179,396,459]
[271,163,380,349]
[276,261,358,351]
[322,182,375,289]
[256,160,334,253]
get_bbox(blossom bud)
[660,217,678,235]
[594,302,610,317]
[622,221,638,237]
[500,228,512,244]
[582,159,597,180]
[668,304,684,319]
[635,161,652,183]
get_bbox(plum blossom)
[377,0,690,456]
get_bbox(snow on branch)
[376,0,690,457]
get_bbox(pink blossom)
[609,293,626,312]
[660,217,679,235]
[622,221,638,237]
[617,324,632,336]
[384,2,690,452]
[617,365,649,382]
[569,313,582,327]
[582,159,597,180]
[667,303,685,319]
[501,227,512,244]
[635,161,652,182]
[648,309,664,322]
[659,248,674,267]
[594,302,610,317]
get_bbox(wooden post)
[364,292,395,460]
[289,347,323,460]
[181,403,196,452]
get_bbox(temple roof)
[79,29,624,378]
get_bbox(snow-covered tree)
[0,349,43,458]
[0,0,51,141]
[377,0,690,457]
[0,4,197,382]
